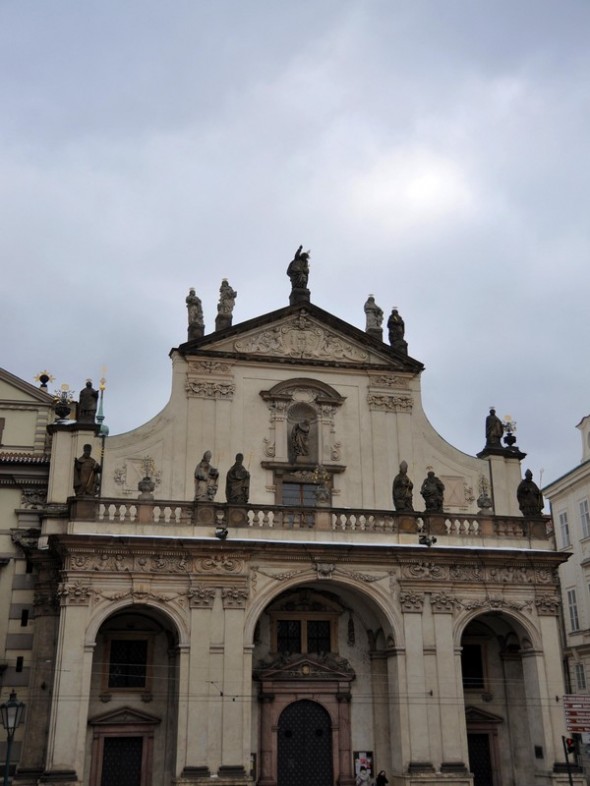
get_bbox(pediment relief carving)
[257,652,355,681]
[207,313,390,365]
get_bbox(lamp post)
[1,691,25,786]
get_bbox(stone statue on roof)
[215,279,237,331]
[287,245,311,305]
[186,288,204,340]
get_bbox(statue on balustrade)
[73,444,101,497]
[517,469,544,517]
[194,451,219,501]
[393,460,414,512]
[420,470,445,512]
[226,453,250,504]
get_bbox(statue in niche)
[517,469,544,517]
[74,444,101,497]
[287,246,311,305]
[215,279,237,331]
[485,407,505,448]
[393,460,414,511]
[420,470,445,512]
[226,453,250,504]
[364,295,384,339]
[194,451,219,501]
[78,380,98,423]
[290,419,310,462]
[186,288,204,340]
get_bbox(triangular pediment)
[88,706,161,727]
[0,367,54,405]
[176,304,423,373]
[465,705,504,724]
[257,652,355,682]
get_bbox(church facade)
[1,259,578,786]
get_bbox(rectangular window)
[277,621,302,653]
[580,500,590,539]
[560,512,571,547]
[307,620,331,653]
[275,617,335,654]
[461,643,485,689]
[568,589,580,632]
[108,639,148,689]
[575,662,587,690]
[282,482,318,507]
[20,609,29,627]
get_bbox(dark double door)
[278,700,333,786]
[467,733,495,786]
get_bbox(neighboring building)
[544,415,590,772]
[0,265,579,786]
[0,368,54,781]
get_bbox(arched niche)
[260,378,347,504]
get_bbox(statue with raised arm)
[194,451,219,501]
[226,453,250,504]
[74,444,101,497]
[517,469,544,517]
[393,460,414,512]
[287,245,311,304]
[186,288,204,340]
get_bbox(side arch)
[84,597,189,647]
[453,606,544,652]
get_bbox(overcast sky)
[1,1,588,491]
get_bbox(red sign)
[564,695,590,732]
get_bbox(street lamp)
[1,691,25,786]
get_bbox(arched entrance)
[86,606,180,786]
[278,700,332,786]
[252,585,392,786]
[460,613,537,786]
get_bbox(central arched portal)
[278,700,332,786]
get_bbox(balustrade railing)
[68,497,551,544]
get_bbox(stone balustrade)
[67,497,553,547]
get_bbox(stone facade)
[0,289,581,786]
[544,414,590,781]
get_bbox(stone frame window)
[575,662,587,691]
[102,634,154,694]
[559,511,570,548]
[579,499,590,539]
[268,591,342,656]
[567,589,580,632]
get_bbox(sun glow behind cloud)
[346,147,476,237]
